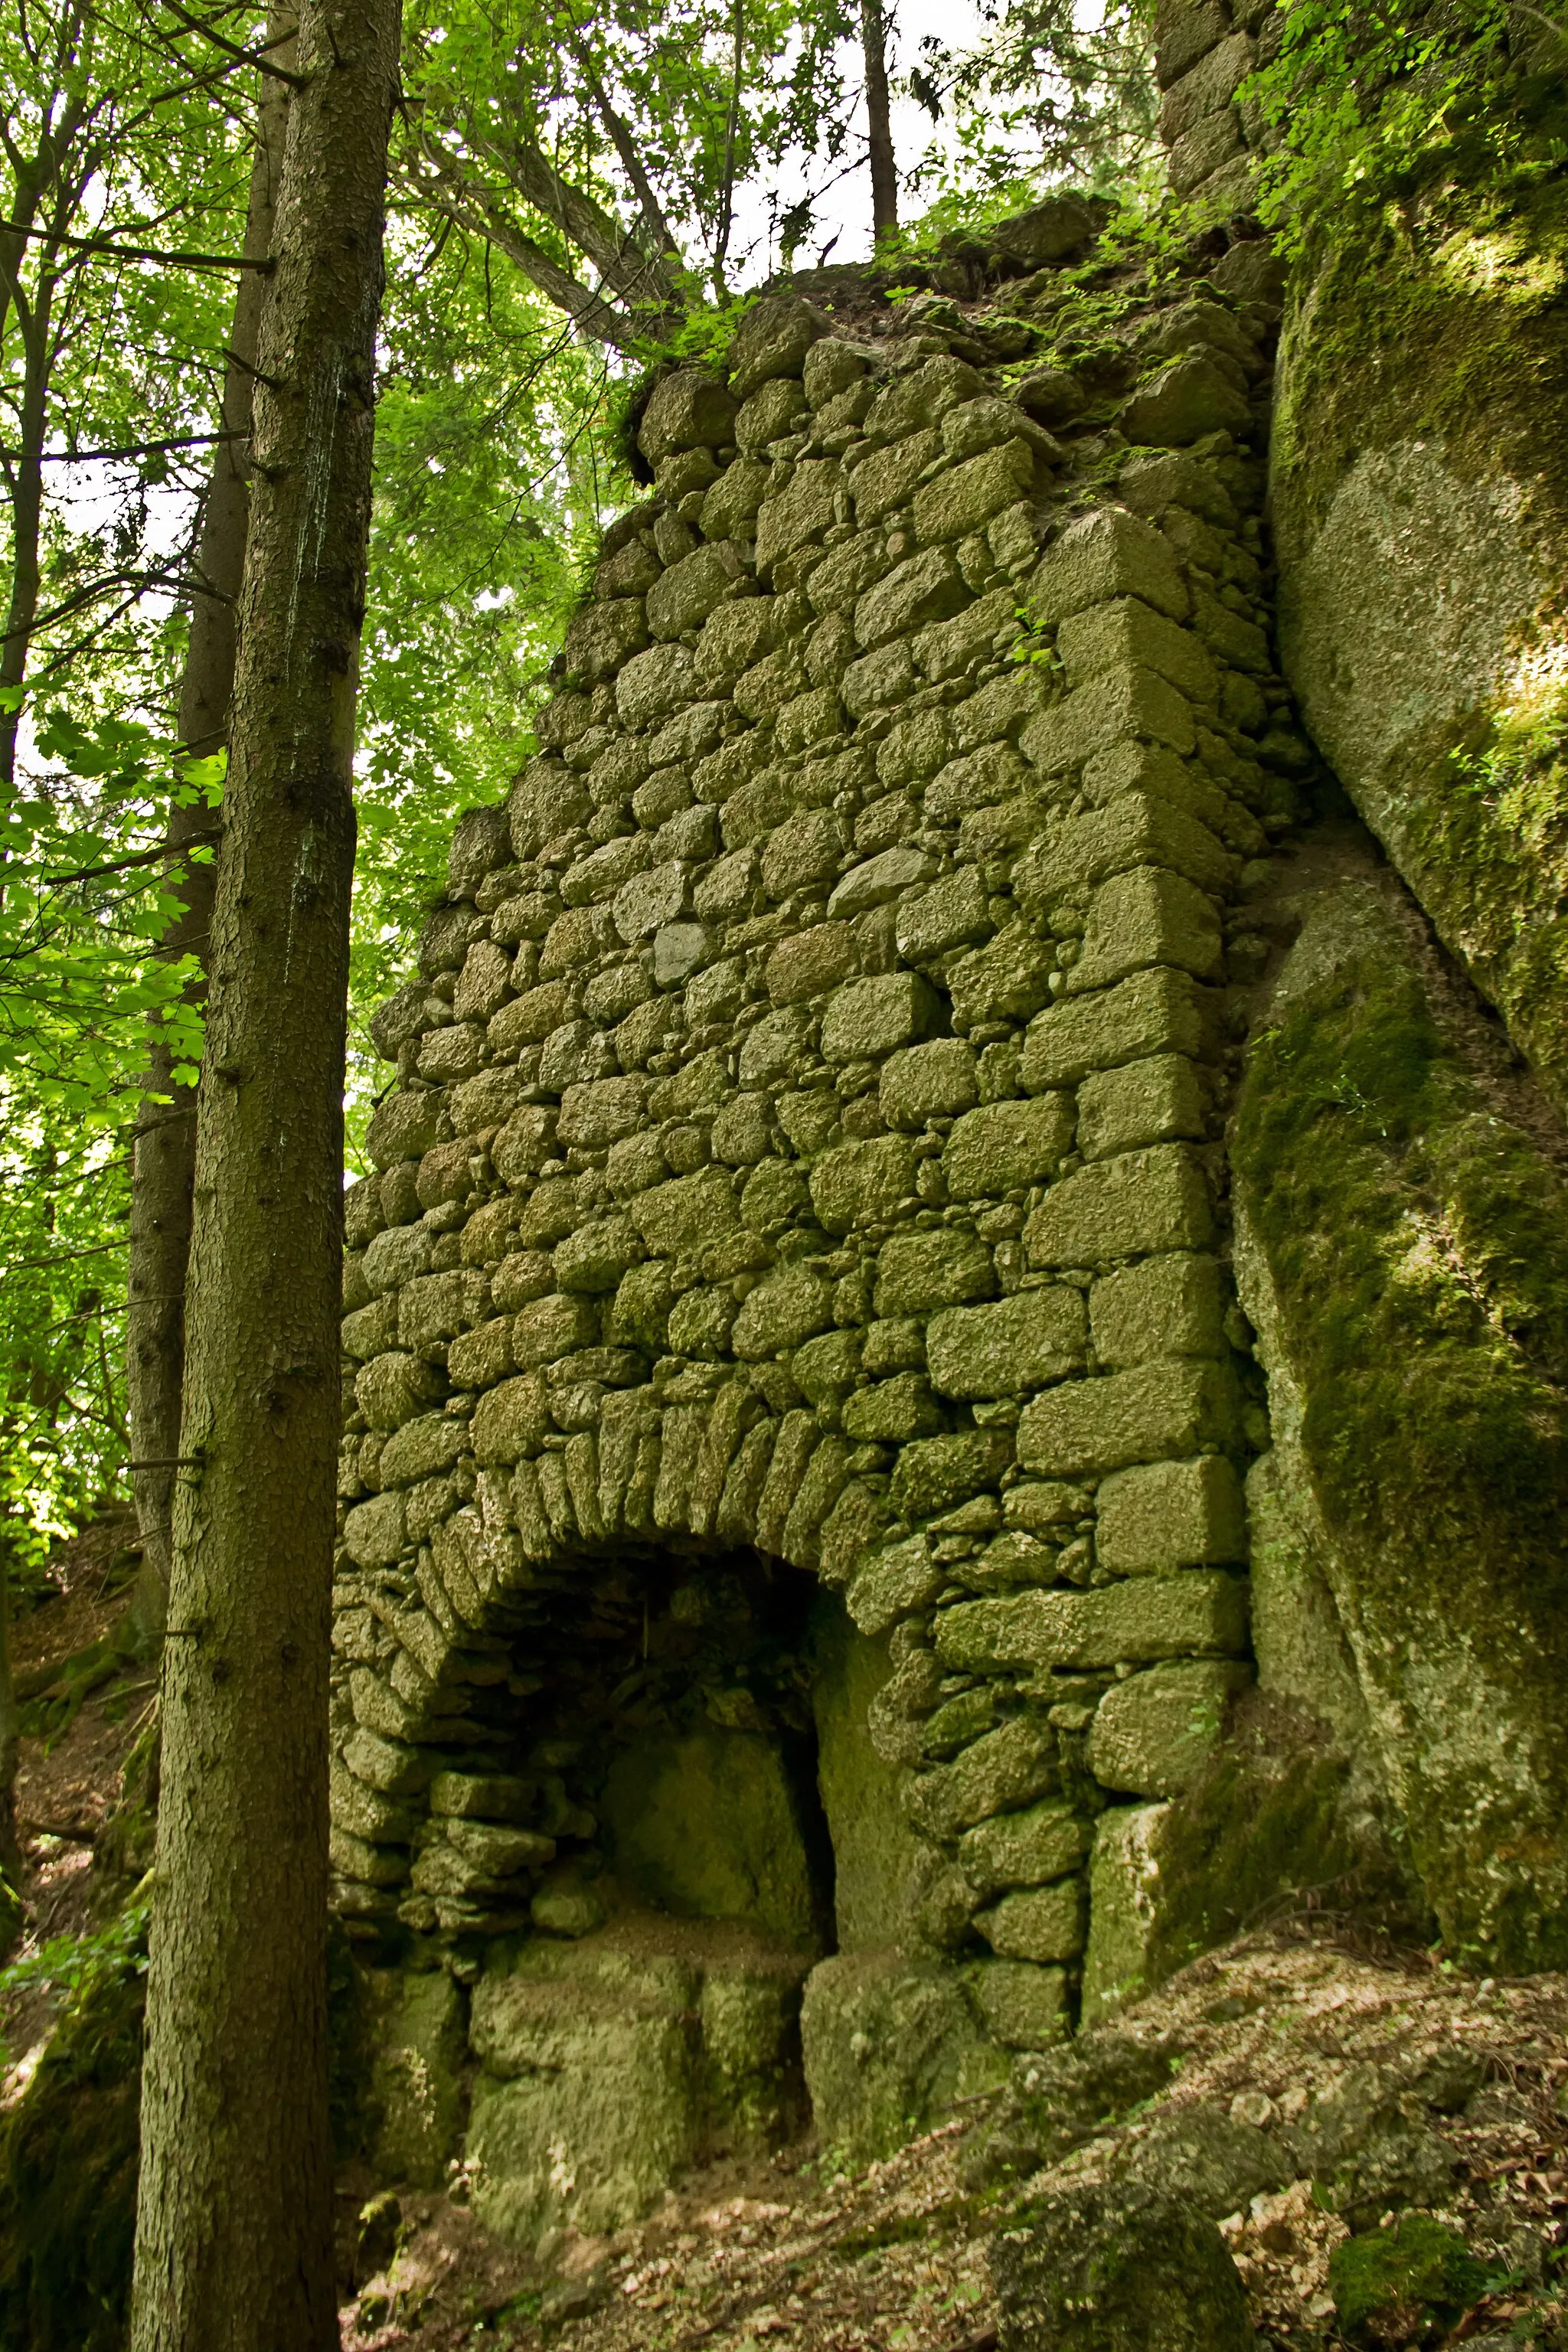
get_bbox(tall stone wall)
[332,250,1306,2221]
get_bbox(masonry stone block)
[822,972,939,1062]
[963,1958,1070,2049]
[927,1288,1086,1400]
[1021,968,1214,1089]
[446,1315,514,1389]
[905,1713,1059,1838]
[800,1951,1004,2166]
[914,440,1034,544]
[828,842,936,919]
[1122,354,1253,448]
[379,1411,468,1489]
[855,547,972,649]
[875,1229,997,1317]
[1020,792,1234,907]
[761,806,844,898]
[1087,1658,1252,1797]
[1070,865,1223,994]
[1021,664,1196,773]
[512,1292,599,1371]
[616,642,697,727]
[852,430,942,524]
[471,1371,550,1465]
[356,1349,442,1431]
[1078,1052,1207,1159]
[733,1264,836,1359]
[942,1095,1075,1199]
[1029,508,1190,627]
[1017,1357,1236,1475]
[1025,1143,1213,1267]
[976,1877,1086,1962]
[469,1978,700,2249]
[895,867,994,962]
[934,1572,1250,1675]
[733,377,808,450]
[949,926,1057,1030]
[810,1135,917,1232]
[1096,1454,1247,1575]
[1090,1251,1227,1367]
[889,1429,1014,1521]
[344,1491,408,1570]
[631,1166,740,1255]
[959,1796,1090,1896]
[1081,1802,1169,2023]
[880,1038,979,1128]
[1058,595,1219,702]
[756,458,841,573]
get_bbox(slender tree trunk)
[712,0,745,296]
[0,1530,21,1943]
[129,0,400,2336]
[0,282,53,790]
[861,0,898,247]
[126,19,295,1643]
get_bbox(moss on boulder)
[1232,867,1568,1967]
[1272,157,1568,1112]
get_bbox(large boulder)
[990,2182,1251,2351]
[1232,854,1568,1968]
[1272,158,1568,1116]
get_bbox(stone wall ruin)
[331,247,1313,2242]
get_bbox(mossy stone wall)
[332,240,1308,2223]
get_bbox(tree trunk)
[125,19,295,1644]
[861,0,898,247]
[129,0,400,2334]
[0,1529,22,1950]
[0,278,53,790]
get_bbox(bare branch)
[0,219,273,271]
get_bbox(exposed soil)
[2,1513,150,2099]
[338,1925,1568,2352]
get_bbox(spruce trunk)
[126,21,294,1637]
[129,0,400,2338]
[861,0,898,246]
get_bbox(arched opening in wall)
[450,1537,837,1952]
[355,1530,926,2252]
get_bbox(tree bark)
[861,0,898,247]
[126,18,295,1645]
[129,0,400,2337]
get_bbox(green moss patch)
[1233,879,1568,1968]
[1329,2212,1488,2342]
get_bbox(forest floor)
[3,1527,1566,2349]
[337,1926,1568,2352]
[0,1513,152,2099]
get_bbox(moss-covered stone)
[358,1965,469,2187]
[601,1723,827,1949]
[1273,158,1568,1112]
[800,1950,1004,2164]
[1328,2213,1487,2342]
[809,1596,929,1949]
[1233,869,1568,1967]
[991,2182,1251,2352]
